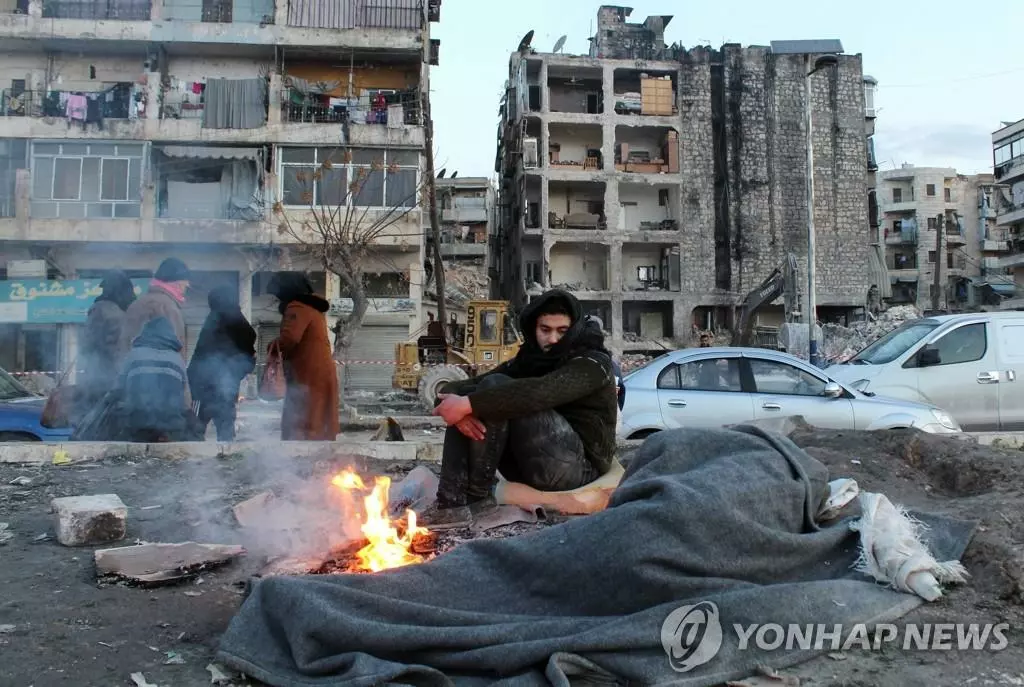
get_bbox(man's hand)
[455,416,486,441]
[432,392,473,426]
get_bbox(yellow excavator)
[392,300,523,406]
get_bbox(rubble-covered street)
[2,426,1024,686]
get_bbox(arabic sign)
[0,279,148,324]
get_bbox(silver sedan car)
[618,347,961,440]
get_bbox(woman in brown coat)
[267,272,339,441]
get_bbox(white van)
[825,312,1024,431]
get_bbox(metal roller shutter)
[343,325,408,393]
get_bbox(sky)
[430,0,1024,180]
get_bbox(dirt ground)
[1,427,1024,686]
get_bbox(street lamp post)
[804,53,838,367]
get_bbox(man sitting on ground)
[422,289,619,529]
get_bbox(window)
[749,359,826,397]
[278,147,418,208]
[893,219,902,232]
[944,187,951,202]
[892,188,902,203]
[926,184,936,197]
[658,358,742,392]
[930,323,987,366]
[30,142,143,219]
[927,216,937,230]
[947,252,955,269]
[479,309,498,342]
[502,314,518,345]
[928,250,937,263]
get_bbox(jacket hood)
[133,316,183,352]
[518,289,583,335]
[95,270,137,312]
[208,285,240,314]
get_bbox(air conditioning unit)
[522,137,539,169]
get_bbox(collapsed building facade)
[0,0,439,392]
[492,5,882,353]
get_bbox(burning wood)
[329,468,431,573]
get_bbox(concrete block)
[52,494,127,547]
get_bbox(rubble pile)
[620,353,654,373]
[440,262,489,305]
[821,305,922,364]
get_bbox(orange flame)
[331,468,429,573]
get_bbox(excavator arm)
[730,253,801,347]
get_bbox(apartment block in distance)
[0,0,440,394]
[993,118,1024,309]
[424,175,493,317]
[492,5,882,354]
[878,165,1010,311]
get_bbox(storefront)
[0,277,147,384]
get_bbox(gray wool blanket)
[217,426,975,686]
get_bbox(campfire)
[329,468,434,573]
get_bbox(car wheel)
[628,429,661,440]
[0,432,41,442]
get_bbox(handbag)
[41,362,78,429]
[258,341,287,401]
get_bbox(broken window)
[892,188,902,203]
[944,187,952,202]
[926,184,936,197]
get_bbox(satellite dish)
[517,30,534,53]
[553,35,567,53]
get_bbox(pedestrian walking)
[266,272,339,441]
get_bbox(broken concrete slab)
[232,491,276,527]
[95,542,245,585]
[52,494,127,547]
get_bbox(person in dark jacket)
[187,286,256,441]
[422,289,618,529]
[120,317,193,442]
[78,270,136,412]
[266,272,340,441]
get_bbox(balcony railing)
[1,86,136,120]
[281,89,422,126]
[287,0,423,30]
[41,0,152,20]
[162,0,274,23]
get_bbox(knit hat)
[154,257,190,283]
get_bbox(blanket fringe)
[850,492,969,601]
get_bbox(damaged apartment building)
[493,5,881,352]
[0,0,440,393]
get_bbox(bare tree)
[272,147,428,365]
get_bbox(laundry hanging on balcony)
[202,78,267,130]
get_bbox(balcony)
[981,239,1010,252]
[0,85,424,146]
[442,207,488,223]
[883,201,917,214]
[887,256,918,271]
[997,203,1024,228]
[945,229,966,246]
[0,0,425,50]
[884,229,918,245]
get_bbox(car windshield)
[849,321,939,365]
[0,367,33,401]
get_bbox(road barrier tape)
[10,361,505,376]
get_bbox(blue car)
[0,368,74,442]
